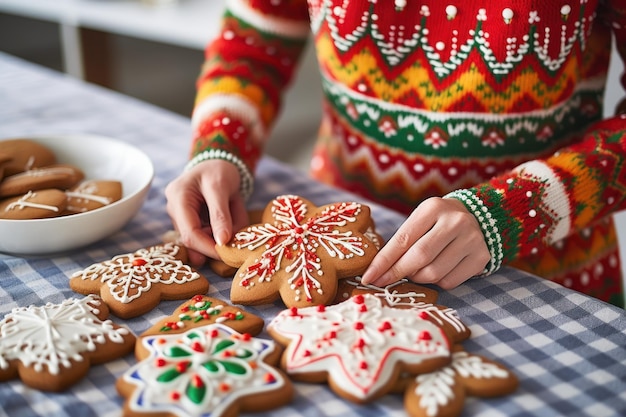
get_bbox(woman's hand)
[165,159,248,266]
[361,197,490,290]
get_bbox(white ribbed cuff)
[185,149,254,201]
[443,189,503,275]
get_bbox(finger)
[418,254,485,290]
[361,216,435,284]
[200,181,233,247]
[230,195,249,232]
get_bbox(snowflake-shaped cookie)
[117,323,292,416]
[0,295,135,391]
[70,243,209,319]
[267,293,455,403]
[403,347,518,417]
[216,195,378,308]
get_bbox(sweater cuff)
[185,149,254,201]
[443,189,504,275]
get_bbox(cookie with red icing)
[267,293,463,403]
[139,294,264,342]
[401,345,518,417]
[116,323,293,417]
[0,295,135,392]
[0,163,84,197]
[0,189,67,220]
[216,195,379,308]
[69,242,209,319]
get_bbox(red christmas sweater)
[189,0,626,306]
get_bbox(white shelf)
[0,0,225,50]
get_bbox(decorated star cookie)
[216,195,379,308]
[267,293,459,403]
[0,295,135,392]
[402,346,518,417]
[116,323,293,417]
[139,294,265,343]
[70,243,209,319]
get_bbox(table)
[1,51,626,417]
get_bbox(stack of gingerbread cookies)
[0,194,518,417]
[0,139,122,219]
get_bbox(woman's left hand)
[360,197,491,289]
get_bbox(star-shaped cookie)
[70,242,209,319]
[117,323,293,416]
[216,195,379,308]
[0,295,135,391]
[267,293,458,403]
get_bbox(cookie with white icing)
[116,323,293,417]
[139,294,265,344]
[0,189,67,219]
[62,179,123,215]
[0,138,57,176]
[0,295,135,392]
[401,345,518,417]
[0,163,84,197]
[216,195,379,308]
[69,243,210,319]
[267,293,457,404]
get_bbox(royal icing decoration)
[341,276,429,308]
[66,181,114,212]
[268,294,451,399]
[71,243,201,304]
[160,295,245,332]
[412,351,512,417]
[0,295,130,374]
[123,324,284,415]
[5,190,59,213]
[231,195,369,303]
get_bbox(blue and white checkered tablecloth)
[1,52,625,417]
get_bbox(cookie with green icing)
[117,323,293,417]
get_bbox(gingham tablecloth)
[1,51,625,417]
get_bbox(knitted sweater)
[189,0,626,306]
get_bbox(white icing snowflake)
[0,295,130,374]
[71,243,200,303]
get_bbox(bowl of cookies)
[0,134,154,255]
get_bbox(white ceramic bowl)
[0,134,154,255]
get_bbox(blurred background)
[1,0,626,292]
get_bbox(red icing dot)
[418,310,430,319]
[170,391,181,401]
[317,305,326,312]
[192,295,204,302]
[155,358,167,367]
[378,321,392,332]
[354,322,364,330]
[241,333,252,341]
[241,279,250,287]
[418,330,432,341]
[176,361,190,373]
[359,304,368,312]
[132,258,147,267]
[354,338,366,349]
[191,374,204,388]
[165,322,178,330]
[264,373,277,383]
[303,349,312,357]
[327,331,337,339]
[353,295,365,304]
[191,341,203,352]
[210,329,219,338]
[359,361,368,370]
[290,307,299,316]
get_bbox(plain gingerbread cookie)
[0,138,57,176]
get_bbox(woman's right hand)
[165,159,249,266]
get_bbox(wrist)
[185,149,254,201]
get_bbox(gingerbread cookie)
[402,346,518,417]
[0,151,11,181]
[0,138,57,176]
[267,293,458,403]
[69,243,209,319]
[139,294,264,343]
[0,163,84,197]
[63,180,123,215]
[0,189,67,220]
[334,276,440,307]
[216,195,379,308]
[116,323,293,417]
[0,295,135,392]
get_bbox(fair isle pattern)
[191,0,626,305]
